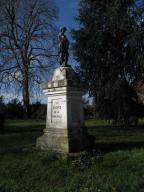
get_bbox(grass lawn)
[86,119,144,146]
[0,119,144,192]
[5,119,45,132]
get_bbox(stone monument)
[36,27,87,153]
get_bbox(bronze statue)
[58,27,69,66]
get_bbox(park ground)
[0,119,144,192]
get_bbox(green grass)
[85,119,112,127]
[0,144,144,191]
[85,119,144,145]
[87,125,144,144]
[0,119,144,191]
[5,119,45,132]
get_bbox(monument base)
[36,128,86,153]
[36,66,95,153]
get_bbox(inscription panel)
[51,99,63,123]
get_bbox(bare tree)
[0,0,58,118]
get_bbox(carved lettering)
[53,106,61,110]
[51,99,63,122]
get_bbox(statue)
[58,27,69,66]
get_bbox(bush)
[6,98,24,119]
[31,102,47,119]
[0,112,5,132]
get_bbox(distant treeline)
[0,98,47,120]
[84,100,144,126]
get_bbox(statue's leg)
[65,52,69,65]
[59,53,63,65]
[62,53,65,66]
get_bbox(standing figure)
[58,27,69,66]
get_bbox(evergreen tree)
[72,0,144,123]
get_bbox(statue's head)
[60,27,67,34]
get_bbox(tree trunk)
[22,66,30,119]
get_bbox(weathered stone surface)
[36,66,87,153]
[36,128,69,153]
[42,66,82,89]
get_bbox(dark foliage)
[84,104,95,119]
[0,112,5,131]
[6,99,24,119]
[0,98,47,120]
[0,97,5,130]
[31,102,47,119]
[72,0,144,124]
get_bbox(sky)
[56,0,79,30]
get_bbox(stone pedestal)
[36,66,86,153]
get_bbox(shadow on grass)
[86,125,144,153]
[0,123,144,154]
[0,132,41,155]
[0,121,45,134]
[0,126,43,134]
[2,119,45,134]
[0,127,43,135]
[93,142,144,153]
